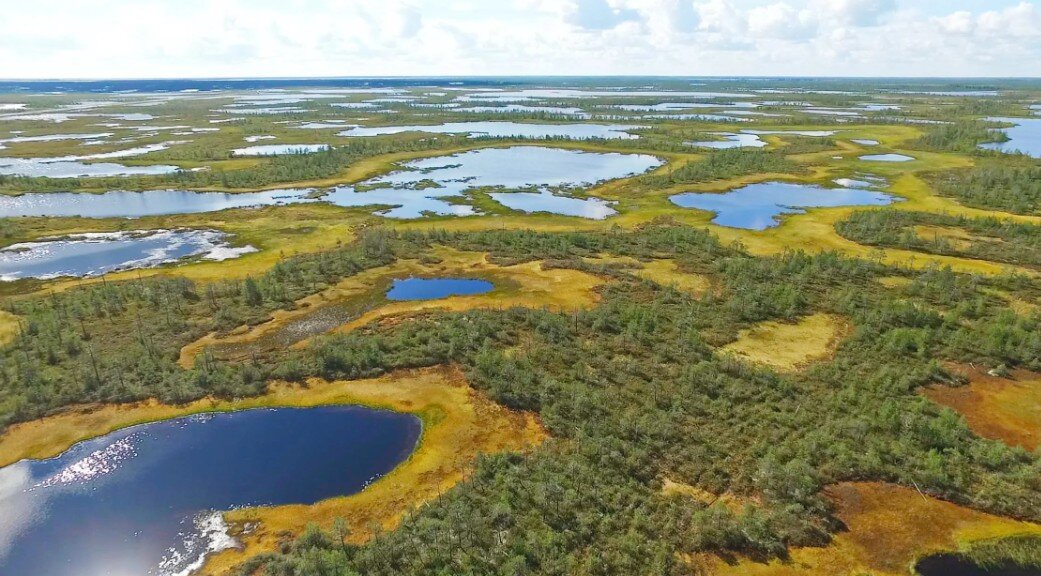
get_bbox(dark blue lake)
[0,406,421,576]
[386,277,494,300]
[670,182,894,230]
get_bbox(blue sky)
[0,1,1038,78]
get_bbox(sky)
[1,0,1039,78]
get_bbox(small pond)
[0,406,421,576]
[670,181,894,230]
[688,132,766,149]
[339,121,641,139]
[489,189,617,219]
[0,229,254,281]
[324,146,661,219]
[859,153,915,162]
[979,116,1041,158]
[386,277,494,300]
[231,144,330,156]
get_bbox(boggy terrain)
[1,78,1041,575]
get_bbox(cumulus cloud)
[567,0,640,29]
[747,3,816,40]
[0,0,1037,77]
[813,0,896,26]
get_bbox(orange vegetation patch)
[923,364,1041,451]
[700,482,1041,576]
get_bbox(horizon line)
[2,74,1041,82]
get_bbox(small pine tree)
[244,277,263,307]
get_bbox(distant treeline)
[913,120,1008,153]
[932,165,1041,216]
[646,148,804,186]
[837,209,1041,269]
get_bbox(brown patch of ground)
[877,276,912,289]
[700,482,1041,576]
[0,309,19,346]
[720,313,848,372]
[923,364,1041,451]
[913,224,979,251]
[584,255,711,297]
[661,478,748,513]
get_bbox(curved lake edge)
[0,403,422,470]
[0,372,439,469]
[0,367,548,574]
[0,141,673,198]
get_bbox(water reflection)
[338,121,641,139]
[386,277,494,300]
[325,146,661,219]
[980,116,1041,158]
[670,181,894,230]
[0,188,316,218]
[0,407,421,576]
[0,229,255,280]
[490,189,617,219]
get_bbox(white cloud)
[935,11,973,35]
[747,3,816,40]
[0,0,1037,78]
[813,0,896,26]
[567,0,640,29]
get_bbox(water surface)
[0,406,421,576]
[979,117,1041,158]
[0,160,181,178]
[489,189,617,219]
[0,142,184,178]
[457,105,587,116]
[670,181,894,230]
[231,144,330,156]
[386,277,494,300]
[0,189,316,218]
[324,146,661,218]
[339,121,640,139]
[0,229,253,280]
[859,153,915,162]
[688,132,765,149]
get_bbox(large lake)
[338,121,641,139]
[0,406,421,576]
[670,182,894,229]
[325,146,661,218]
[0,146,654,221]
[980,116,1041,158]
[0,189,316,218]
